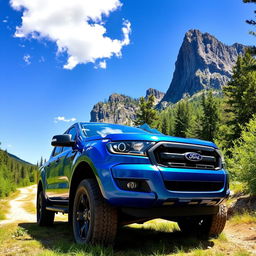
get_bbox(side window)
[53,146,63,157]
[69,127,77,141]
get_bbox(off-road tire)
[209,204,227,237]
[37,190,55,226]
[72,179,118,245]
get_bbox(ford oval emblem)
[185,152,202,162]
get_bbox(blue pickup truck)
[37,122,229,245]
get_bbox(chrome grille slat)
[149,142,221,170]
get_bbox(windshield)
[80,123,149,138]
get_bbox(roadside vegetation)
[0,148,37,198]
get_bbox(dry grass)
[22,192,36,214]
[0,219,254,256]
[229,212,256,225]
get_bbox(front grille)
[149,142,221,170]
[164,180,224,192]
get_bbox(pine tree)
[174,99,191,137]
[223,51,256,140]
[200,91,220,141]
[161,116,168,135]
[134,94,158,126]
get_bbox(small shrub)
[228,115,256,195]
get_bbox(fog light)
[115,179,151,192]
[127,181,138,189]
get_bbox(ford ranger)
[37,122,229,245]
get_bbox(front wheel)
[37,190,55,226]
[72,179,118,245]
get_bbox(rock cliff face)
[90,89,164,124]
[145,88,165,104]
[161,29,245,104]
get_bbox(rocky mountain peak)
[161,29,245,104]
[108,93,127,103]
[90,88,164,124]
[90,93,138,125]
[145,88,165,103]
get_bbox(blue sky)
[0,0,255,164]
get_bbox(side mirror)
[51,134,75,147]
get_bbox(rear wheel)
[37,190,55,226]
[178,204,227,238]
[208,204,227,237]
[72,179,118,245]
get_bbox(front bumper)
[98,163,229,208]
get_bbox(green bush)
[228,115,256,194]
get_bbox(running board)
[46,206,69,213]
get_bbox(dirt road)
[0,185,37,225]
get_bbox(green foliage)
[156,92,220,140]
[200,91,220,141]
[227,115,256,194]
[223,51,256,141]
[174,98,191,137]
[0,149,37,198]
[161,116,168,135]
[134,94,158,126]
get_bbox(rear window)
[80,123,149,138]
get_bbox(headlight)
[107,141,155,156]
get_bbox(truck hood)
[94,133,218,148]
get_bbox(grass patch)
[230,182,246,196]
[229,212,256,225]
[129,219,179,233]
[0,200,8,220]
[22,201,36,214]
[233,249,252,256]
[214,233,228,243]
[21,189,36,214]
[0,219,254,256]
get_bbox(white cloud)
[54,116,77,123]
[23,54,31,65]
[94,60,107,69]
[10,0,131,69]
[99,60,107,69]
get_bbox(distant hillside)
[0,149,37,198]
[90,88,164,124]
[160,29,245,104]
[7,152,33,166]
